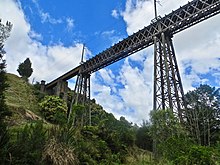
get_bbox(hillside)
[5,73,42,125]
[2,73,153,165]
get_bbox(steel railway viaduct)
[41,0,220,122]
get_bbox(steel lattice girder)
[81,0,220,74]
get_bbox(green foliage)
[39,96,67,124]
[32,81,46,101]
[70,104,85,127]
[186,145,220,165]
[158,135,193,164]
[0,23,12,122]
[43,125,79,165]
[9,121,47,165]
[17,58,33,81]
[42,137,78,165]
[185,84,220,146]
[123,147,153,165]
[48,124,77,147]
[77,125,121,164]
[5,73,40,120]
[150,109,183,144]
[149,108,220,164]
[0,20,12,163]
[0,127,10,164]
[0,44,10,155]
[136,121,153,151]
[150,109,193,161]
[0,44,10,121]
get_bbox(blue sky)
[1,0,220,124]
[22,0,127,54]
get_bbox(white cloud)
[0,0,84,83]
[32,0,62,24]
[98,69,115,84]
[29,30,43,41]
[40,12,62,24]
[66,18,74,32]
[121,0,154,35]
[101,30,125,46]
[111,9,119,19]
[91,72,125,119]
[118,58,153,122]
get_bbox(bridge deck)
[46,66,80,89]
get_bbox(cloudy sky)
[0,0,220,124]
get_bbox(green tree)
[0,19,12,123]
[0,19,12,163]
[71,104,85,127]
[135,120,153,151]
[150,109,192,161]
[185,84,220,146]
[17,57,33,81]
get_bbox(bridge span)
[41,0,220,122]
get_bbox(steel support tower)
[153,27,185,120]
[68,71,91,125]
[68,46,92,126]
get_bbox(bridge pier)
[40,80,46,93]
[153,31,185,121]
[41,79,69,101]
[68,72,91,126]
[55,80,69,100]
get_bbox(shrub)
[39,96,67,124]
[187,145,220,165]
[42,138,78,165]
[10,121,47,165]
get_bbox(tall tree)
[185,84,220,146]
[0,19,12,163]
[0,19,12,124]
[17,57,33,81]
[135,120,153,151]
[150,109,192,161]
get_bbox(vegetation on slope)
[5,73,41,125]
[2,73,154,164]
[1,73,220,165]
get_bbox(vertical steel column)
[153,31,185,121]
[68,71,91,125]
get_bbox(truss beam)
[46,0,220,90]
[81,0,220,74]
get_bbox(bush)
[32,82,46,101]
[42,138,78,165]
[39,96,67,124]
[187,145,220,165]
[10,121,47,165]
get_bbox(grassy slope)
[5,73,42,125]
